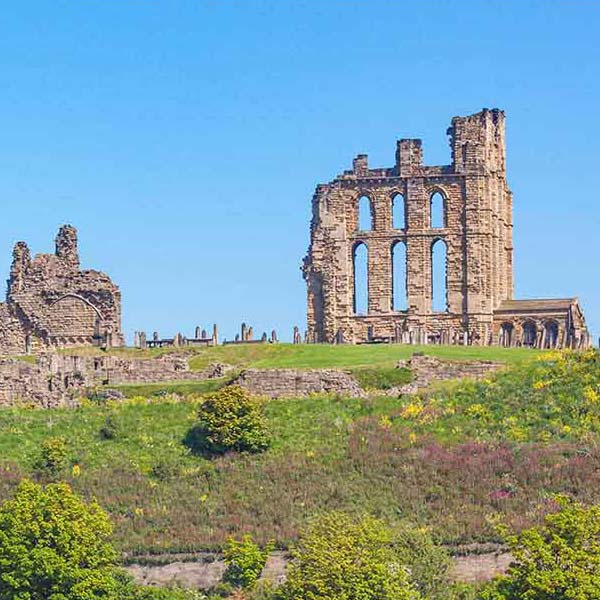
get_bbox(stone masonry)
[393,354,504,395]
[232,368,365,398]
[0,353,232,407]
[303,109,590,349]
[0,225,123,355]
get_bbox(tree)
[481,497,600,600]
[390,522,452,599]
[0,479,122,600]
[184,386,270,456]
[223,534,274,590]
[277,512,421,600]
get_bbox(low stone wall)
[83,354,231,385]
[0,353,231,407]
[392,354,504,395]
[0,355,84,408]
[232,368,365,398]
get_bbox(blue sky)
[0,1,598,342]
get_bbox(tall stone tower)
[303,109,588,348]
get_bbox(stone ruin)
[134,325,219,349]
[0,224,123,355]
[303,109,590,349]
[223,323,278,345]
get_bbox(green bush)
[0,479,122,600]
[481,496,600,599]
[223,534,273,590]
[278,512,421,600]
[100,413,122,440]
[35,435,70,474]
[184,386,271,456]
[150,456,183,481]
[390,522,452,599]
[130,585,207,599]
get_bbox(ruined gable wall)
[0,225,123,355]
[304,109,513,344]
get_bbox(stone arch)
[544,320,559,349]
[50,293,103,318]
[391,240,407,311]
[500,322,514,347]
[522,320,538,347]
[429,189,446,229]
[391,192,406,230]
[357,195,373,231]
[48,294,104,338]
[431,238,448,312]
[353,241,368,315]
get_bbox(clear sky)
[0,0,598,343]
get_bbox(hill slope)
[0,347,598,557]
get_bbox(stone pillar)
[55,225,80,270]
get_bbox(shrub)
[223,534,273,590]
[100,413,122,440]
[391,522,452,599]
[131,585,207,599]
[184,386,270,456]
[278,512,421,600]
[150,457,183,481]
[0,479,122,599]
[35,435,69,474]
[481,496,600,599]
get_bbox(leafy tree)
[223,534,274,590]
[0,479,122,600]
[184,386,270,456]
[481,496,600,600]
[130,585,207,599]
[277,512,421,600]
[391,522,452,599]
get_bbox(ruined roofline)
[318,107,506,186]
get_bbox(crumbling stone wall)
[392,354,504,395]
[303,109,590,348]
[0,352,232,407]
[231,368,365,398]
[0,225,124,355]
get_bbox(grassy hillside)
[0,348,598,557]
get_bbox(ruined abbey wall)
[303,110,589,348]
[0,225,123,355]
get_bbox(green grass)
[351,366,412,390]
[55,342,542,371]
[0,350,597,555]
[107,377,235,398]
[186,343,540,370]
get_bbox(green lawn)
[57,342,542,371]
[187,343,542,370]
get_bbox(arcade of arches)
[303,109,590,348]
